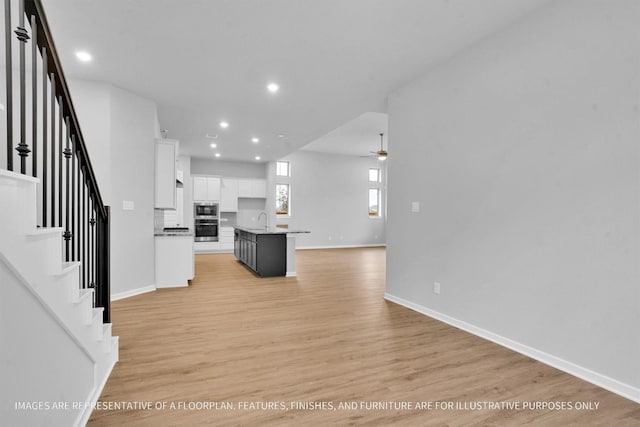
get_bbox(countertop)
[154,230,194,237]
[234,225,310,235]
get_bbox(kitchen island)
[234,226,310,277]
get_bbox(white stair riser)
[0,232,64,287]
[0,172,39,233]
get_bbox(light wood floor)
[89,248,639,426]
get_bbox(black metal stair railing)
[1,0,110,322]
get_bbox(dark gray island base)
[233,226,310,277]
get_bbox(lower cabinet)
[155,236,194,287]
[234,230,286,277]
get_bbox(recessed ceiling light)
[75,51,92,62]
[219,121,229,129]
[277,134,285,138]
[267,83,279,93]
[214,153,221,158]
[255,156,261,161]
[251,137,259,143]
[210,143,217,148]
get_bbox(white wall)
[386,0,639,397]
[191,158,267,179]
[275,150,386,248]
[108,85,156,296]
[70,80,157,297]
[68,80,112,203]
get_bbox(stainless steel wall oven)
[194,203,219,242]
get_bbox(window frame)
[368,188,381,218]
[276,183,290,216]
[369,168,381,183]
[276,161,290,177]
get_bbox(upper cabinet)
[154,139,178,209]
[221,178,239,212]
[238,179,267,198]
[193,176,221,202]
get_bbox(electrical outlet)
[434,282,441,295]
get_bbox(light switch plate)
[122,200,135,211]
[411,201,420,213]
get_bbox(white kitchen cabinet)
[193,176,221,202]
[154,139,178,209]
[194,241,220,253]
[219,226,235,251]
[238,178,267,198]
[155,235,194,287]
[221,178,239,212]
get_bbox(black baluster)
[30,14,37,178]
[15,0,31,173]
[71,135,76,260]
[85,182,90,291]
[90,205,96,290]
[63,117,72,261]
[77,158,82,266]
[88,194,92,294]
[41,47,47,226]
[81,167,85,288]
[4,0,13,171]
[58,96,62,227]
[50,73,55,226]
[97,206,111,323]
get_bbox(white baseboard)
[297,244,386,250]
[111,285,156,301]
[384,293,640,404]
[156,283,189,289]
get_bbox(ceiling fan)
[362,133,388,161]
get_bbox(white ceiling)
[302,112,388,157]
[41,0,551,162]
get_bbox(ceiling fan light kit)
[376,133,387,160]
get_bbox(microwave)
[194,203,218,218]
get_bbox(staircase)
[0,169,118,427]
[1,0,118,425]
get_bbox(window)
[369,168,380,182]
[368,188,380,217]
[276,184,290,215]
[276,161,290,177]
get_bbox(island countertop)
[234,225,310,235]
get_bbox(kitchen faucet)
[258,211,269,229]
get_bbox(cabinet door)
[193,177,207,202]
[206,177,221,201]
[238,179,266,198]
[220,178,239,212]
[251,179,267,198]
[249,241,257,271]
[238,180,252,197]
[154,140,177,209]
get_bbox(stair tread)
[97,323,112,341]
[76,288,94,303]
[56,261,81,277]
[26,227,64,236]
[0,168,39,183]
